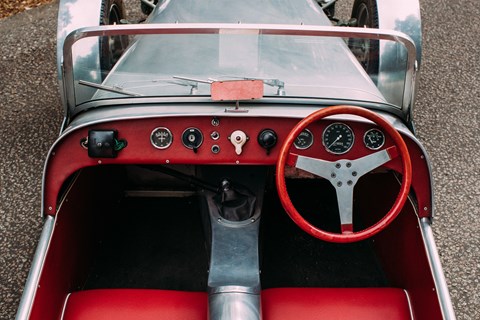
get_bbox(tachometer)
[322,123,354,154]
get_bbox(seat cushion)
[262,288,412,320]
[62,289,207,320]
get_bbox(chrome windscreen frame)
[61,24,418,121]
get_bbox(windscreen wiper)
[252,78,285,96]
[173,76,286,96]
[172,76,213,95]
[79,80,143,97]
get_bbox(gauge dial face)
[364,128,385,150]
[150,127,173,149]
[322,123,354,154]
[294,129,314,150]
[182,127,203,149]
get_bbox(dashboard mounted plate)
[211,80,264,101]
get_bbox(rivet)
[48,206,53,211]
[98,160,102,164]
[236,160,240,164]
[346,162,352,168]
[347,180,353,186]
[166,159,170,164]
[352,171,357,177]
[331,173,336,178]
[337,181,342,187]
[335,163,341,168]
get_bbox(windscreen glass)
[70,31,409,108]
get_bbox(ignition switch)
[182,127,203,153]
[229,130,248,155]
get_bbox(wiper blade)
[79,80,143,97]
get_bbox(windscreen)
[71,31,409,106]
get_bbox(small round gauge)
[322,123,354,154]
[364,128,385,150]
[294,129,314,150]
[150,127,173,149]
[182,127,203,150]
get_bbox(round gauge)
[322,123,354,154]
[150,127,173,149]
[294,129,314,150]
[364,128,385,150]
[182,127,203,150]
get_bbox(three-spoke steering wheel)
[276,106,412,243]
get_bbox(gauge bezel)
[322,122,355,155]
[181,127,204,149]
[150,127,173,150]
[363,128,385,150]
[294,128,314,150]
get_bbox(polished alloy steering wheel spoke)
[276,105,412,243]
[293,146,398,233]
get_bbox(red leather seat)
[61,289,207,320]
[262,288,413,320]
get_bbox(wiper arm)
[171,76,213,95]
[227,76,286,96]
[258,78,285,96]
[79,80,143,97]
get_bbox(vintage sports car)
[16,0,456,319]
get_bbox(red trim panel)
[262,288,412,320]
[44,116,431,216]
[62,289,207,320]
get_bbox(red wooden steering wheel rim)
[276,106,412,243]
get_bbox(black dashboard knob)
[258,129,278,152]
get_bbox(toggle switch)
[229,130,248,155]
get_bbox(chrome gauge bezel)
[181,127,204,150]
[363,128,385,150]
[150,127,173,150]
[294,128,314,150]
[322,122,355,155]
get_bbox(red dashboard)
[43,116,431,217]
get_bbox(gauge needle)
[328,135,342,149]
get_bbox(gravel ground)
[0,0,478,319]
[0,0,54,19]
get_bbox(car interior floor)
[82,169,388,291]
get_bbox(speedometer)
[322,123,354,154]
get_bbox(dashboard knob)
[258,129,277,154]
[229,130,248,155]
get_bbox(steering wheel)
[276,106,412,243]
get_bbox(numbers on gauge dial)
[294,128,314,150]
[364,128,385,150]
[322,123,354,154]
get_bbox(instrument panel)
[143,116,390,163]
[45,114,433,216]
